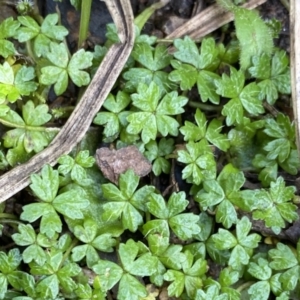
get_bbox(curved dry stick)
[166,0,267,40]
[290,0,300,155]
[0,0,135,203]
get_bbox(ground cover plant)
[0,0,298,299]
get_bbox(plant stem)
[236,281,255,293]
[78,0,92,49]
[188,101,222,112]
[0,213,18,220]
[61,237,79,267]
[279,0,289,10]
[0,118,60,132]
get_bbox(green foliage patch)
[0,0,299,299]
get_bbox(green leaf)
[219,267,239,287]
[212,229,237,250]
[239,82,263,115]
[123,68,173,94]
[12,224,47,265]
[39,211,62,238]
[196,180,224,208]
[40,13,69,41]
[144,138,174,175]
[143,220,170,255]
[167,191,189,217]
[35,274,59,299]
[180,108,229,150]
[53,189,89,219]
[94,111,120,140]
[1,101,55,154]
[92,233,116,252]
[17,14,68,57]
[172,36,200,68]
[20,202,53,223]
[206,119,230,151]
[15,66,38,96]
[0,248,22,273]
[248,258,272,281]
[103,91,131,113]
[127,82,187,143]
[92,259,123,292]
[93,92,131,141]
[252,177,297,234]
[17,15,40,42]
[196,164,245,227]
[118,273,147,300]
[280,149,300,175]
[217,1,274,69]
[58,150,94,183]
[215,67,244,98]
[170,37,220,103]
[173,36,219,70]
[178,140,216,185]
[102,170,154,231]
[279,265,299,292]
[147,193,169,219]
[248,280,270,300]
[132,43,171,71]
[68,49,93,86]
[123,43,174,93]
[73,218,97,243]
[57,262,81,292]
[216,199,237,229]
[229,244,250,270]
[41,42,92,95]
[212,217,260,270]
[169,213,200,240]
[0,17,19,57]
[164,270,185,297]
[40,42,68,94]
[180,109,206,142]
[216,67,264,125]
[169,60,198,90]
[0,62,38,102]
[195,284,229,300]
[249,51,290,104]
[222,97,244,126]
[12,224,36,246]
[237,217,261,249]
[71,244,89,263]
[22,244,47,266]
[30,164,59,202]
[158,245,186,270]
[252,153,278,187]
[262,113,297,164]
[197,71,221,104]
[147,192,200,240]
[268,243,298,270]
[119,239,158,277]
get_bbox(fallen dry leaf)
[95,145,152,184]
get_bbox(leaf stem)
[25,40,38,64]
[188,101,222,112]
[0,119,60,132]
[78,0,92,49]
[0,218,23,231]
[60,237,79,268]
[236,281,255,293]
[0,213,18,220]
[279,0,289,11]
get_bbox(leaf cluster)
[0,1,299,300]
